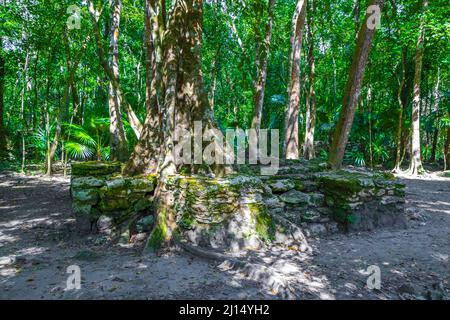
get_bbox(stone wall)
[70,161,406,249]
[70,162,157,236]
[262,164,406,237]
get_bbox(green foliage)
[0,0,449,171]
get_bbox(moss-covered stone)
[248,203,275,244]
[134,197,153,212]
[317,170,375,195]
[72,188,99,205]
[136,215,155,233]
[71,177,106,189]
[280,190,310,205]
[72,202,93,216]
[301,210,321,223]
[99,198,130,212]
[308,193,325,207]
[267,179,295,193]
[71,161,122,177]
[129,178,155,193]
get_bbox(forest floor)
[0,169,449,300]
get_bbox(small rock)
[268,179,295,193]
[280,190,310,205]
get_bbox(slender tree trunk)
[408,0,428,176]
[367,86,373,168]
[251,0,275,138]
[328,0,385,169]
[353,0,361,37]
[20,50,30,174]
[304,0,317,160]
[87,0,143,160]
[284,0,307,160]
[429,68,440,163]
[0,36,6,159]
[444,127,450,170]
[209,44,221,112]
[47,36,89,175]
[124,0,164,176]
[393,47,407,172]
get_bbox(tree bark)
[429,68,440,163]
[123,0,164,176]
[328,0,385,169]
[148,0,231,250]
[107,0,129,162]
[47,35,89,175]
[408,0,428,176]
[0,36,6,159]
[87,0,143,161]
[284,0,307,160]
[251,0,275,138]
[20,50,30,174]
[304,0,316,160]
[445,127,450,171]
[393,47,407,172]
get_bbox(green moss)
[293,180,305,191]
[134,198,153,212]
[71,161,122,177]
[98,198,130,212]
[179,211,195,230]
[248,203,275,243]
[148,210,168,250]
[382,172,396,181]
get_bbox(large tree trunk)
[0,36,6,159]
[303,0,316,160]
[148,0,231,250]
[328,0,385,169]
[251,0,275,138]
[123,0,164,176]
[284,0,307,160]
[408,0,428,176]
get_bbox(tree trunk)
[353,0,361,37]
[47,35,89,175]
[445,127,450,171]
[251,0,275,138]
[0,36,6,159]
[393,47,407,172]
[284,0,307,160]
[107,0,129,162]
[21,50,30,174]
[429,68,440,163]
[123,0,164,176]
[148,0,230,250]
[408,0,428,176]
[328,0,385,169]
[304,0,316,160]
[88,0,143,160]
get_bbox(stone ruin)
[70,160,407,251]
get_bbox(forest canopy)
[0,0,449,176]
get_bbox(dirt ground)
[0,170,448,300]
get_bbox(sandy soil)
[0,171,448,300]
